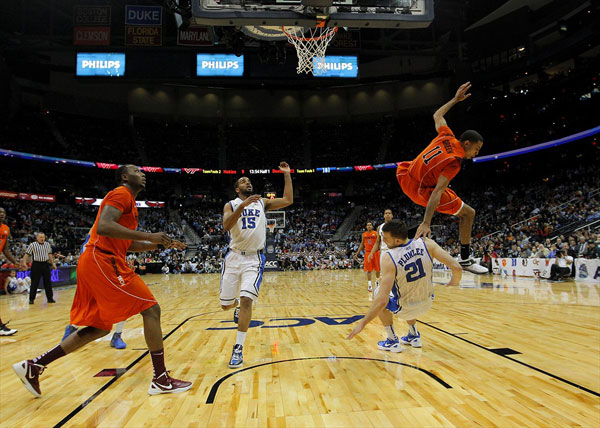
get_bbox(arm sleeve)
[437,125,454,137]
[439,159,462,181]
[26,243,33,255]
[103,188,130,213]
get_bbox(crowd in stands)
[274,202,355,270]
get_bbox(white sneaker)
[458,257,488,274]
[400,333,422,348]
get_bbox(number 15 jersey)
[228,197,266,252]
[386,238,434,309]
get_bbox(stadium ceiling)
[0,0,506,55]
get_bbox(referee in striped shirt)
[22,233,57,304]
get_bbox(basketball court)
[1,270,598,427]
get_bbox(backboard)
[192,0,433,30]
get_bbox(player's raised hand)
[168,239,186,250]
[414,222,431,240]
[279,162,291,174]
[241,194,263,207]
[148,232,172,247]
[454,82,472,102]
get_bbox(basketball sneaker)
[458,257,489,274]
[62,324,78,341]
[148,371,193,396]
[377,337,402,353]
[0,321,17,336]
[233,307,240,324]
[12,359,45,397]
[229,344,243,368]
[110,332,127,349]
[400,332,422,348]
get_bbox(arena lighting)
[2,126,598,172]
[473,125,600,163]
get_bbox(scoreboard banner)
[73,5,111,46]
[125,5,163,46]
[177,26,214,46]
[125,5,162,25]
[76,197,164,208]
[0,191,55,202]
[125,26,162,46]
[74,5,111,26]
[73,26,111,46]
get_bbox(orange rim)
[281,26,338,42]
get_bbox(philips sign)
[197,54,244,77]
[314,56,358,78]
[76,53,125,77]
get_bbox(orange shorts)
[396,162,464,216]
[364,250,380,272]
[70,249,156,331]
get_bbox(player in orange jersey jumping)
[396,82,487,274]
[13,165,193,398]
[353,222,380,295]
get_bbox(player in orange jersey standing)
[12,165,193,397]
[353,222,380,296]
[396,82,488,274]
[0,207,26,336]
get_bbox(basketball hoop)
[282,24,338,75]
[267,220,277,235]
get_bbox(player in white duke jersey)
[221,162,293,368]
[347,219,462,350]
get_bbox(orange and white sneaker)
[13,359,45,398]
[148,371,192,396]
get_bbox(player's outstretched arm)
[368,234,380,262]
[2,233,21,267]
[354,236,365,261]
[264,162,293,211]
[424,237,462,286]
[97,205,168,246]
[414,175,450,240]
[347,254,395,339]
[433,82,471,131]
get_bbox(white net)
[282,26,338,76]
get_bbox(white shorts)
[220,249,266,305]
[375,283,433,320]
[395,299,432,320]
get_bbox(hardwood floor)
[1,270,598,427]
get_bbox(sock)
[235,330,247,347]
[150,349,166,378]
[114,321,125,334]
[33,345,66,366]
[409,323,418,336]
[461,244,470,260]
[384,325,397,340]
[368,280,372,288]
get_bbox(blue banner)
[125,5,162,25]
[197,54,244,77]
[76,53,125,77]
[314,56,358,78]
